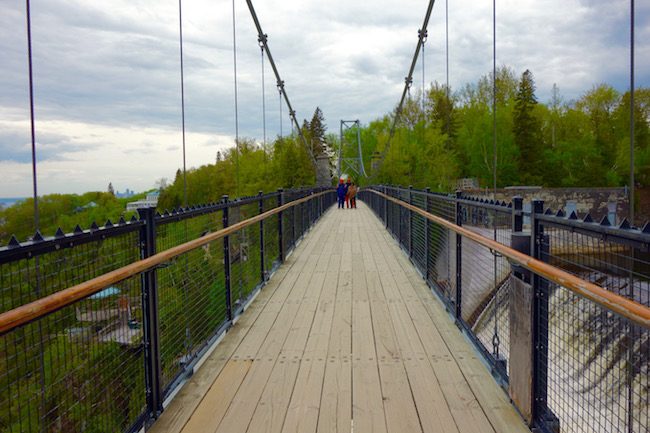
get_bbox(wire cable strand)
[26,0,39,231]
[232,0,240,195]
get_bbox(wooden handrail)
[0,190,332,335]
[368,189,650,329]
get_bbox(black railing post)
[222,195,232,322]
[408,185,413,258]
[383,186,388,228]
[396,185,404,248]
[138,207,163,421]
[292,193,297,246]
[425,187,431,282]
[513,196,523,232]
[278,189,285,262]
[455,190,463,322]
[259,191,265,282]
[531,199,558,431]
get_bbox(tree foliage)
[347,67,650,193]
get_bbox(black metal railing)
[0,187,335,433]
[360,185,649,433]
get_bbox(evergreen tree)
[309,107,327,156]
[107,182,115,196]
[513,69,543,183]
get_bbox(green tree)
[308,107,328,157]
[513,69,543,184]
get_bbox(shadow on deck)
[148,203,530,433]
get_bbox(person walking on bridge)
[344,178,352,208]
[336,178,347,209]
[348,182,358,209]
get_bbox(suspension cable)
[279,84,283,137]
[178,0,188,208]
[25,0,39,231]
[244,0,316,166]
[232,0,240,195]
[378,0,436,165]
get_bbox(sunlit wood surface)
[149,202,530,433]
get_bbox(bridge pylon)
[337,119,366,180]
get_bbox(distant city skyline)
[1,0,648,196]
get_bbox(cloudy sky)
[1,0,648,196]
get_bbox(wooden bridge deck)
[149,203,530,433]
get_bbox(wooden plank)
[358,219,422,433]
[244,266,328,433]
[362,223,459,433]
[317,256,352,433]
[351,221,388,433]
[177,360,251,432]
[365,216,495,433]
[369,212,529,433]
[281,254,339,433]
[213,240,331,433]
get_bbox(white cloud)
[0,0,647,196]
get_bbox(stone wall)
[315,155,333,187]
[464,187,629,223]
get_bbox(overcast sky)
[1,0,648,196]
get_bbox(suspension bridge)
[1,1,648,433]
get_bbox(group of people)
[336,178,358,209]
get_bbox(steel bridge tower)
[337,120,366,180]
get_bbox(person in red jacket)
[348,182,358,208]
[344,178,352,208]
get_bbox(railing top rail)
[366,188,650,329]
[535,212,650,247]
[0,189,332,335]
[0,219,144,264]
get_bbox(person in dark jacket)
[336,179,347,209]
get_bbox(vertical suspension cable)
[232,0,240,196]
[445,0,450,134]
[178,0,188,208]
[492,0,497,197]
[178,0,192,360]
[26,0,38,230]
[630,0,635,226]
[627,2,635,431]
[25,4,46,430]
[491,0,500,361]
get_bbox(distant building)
[116,188,136,199]
[126,191,159,211]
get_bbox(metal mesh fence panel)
[0,274,146,433]
[537,218,650,433]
